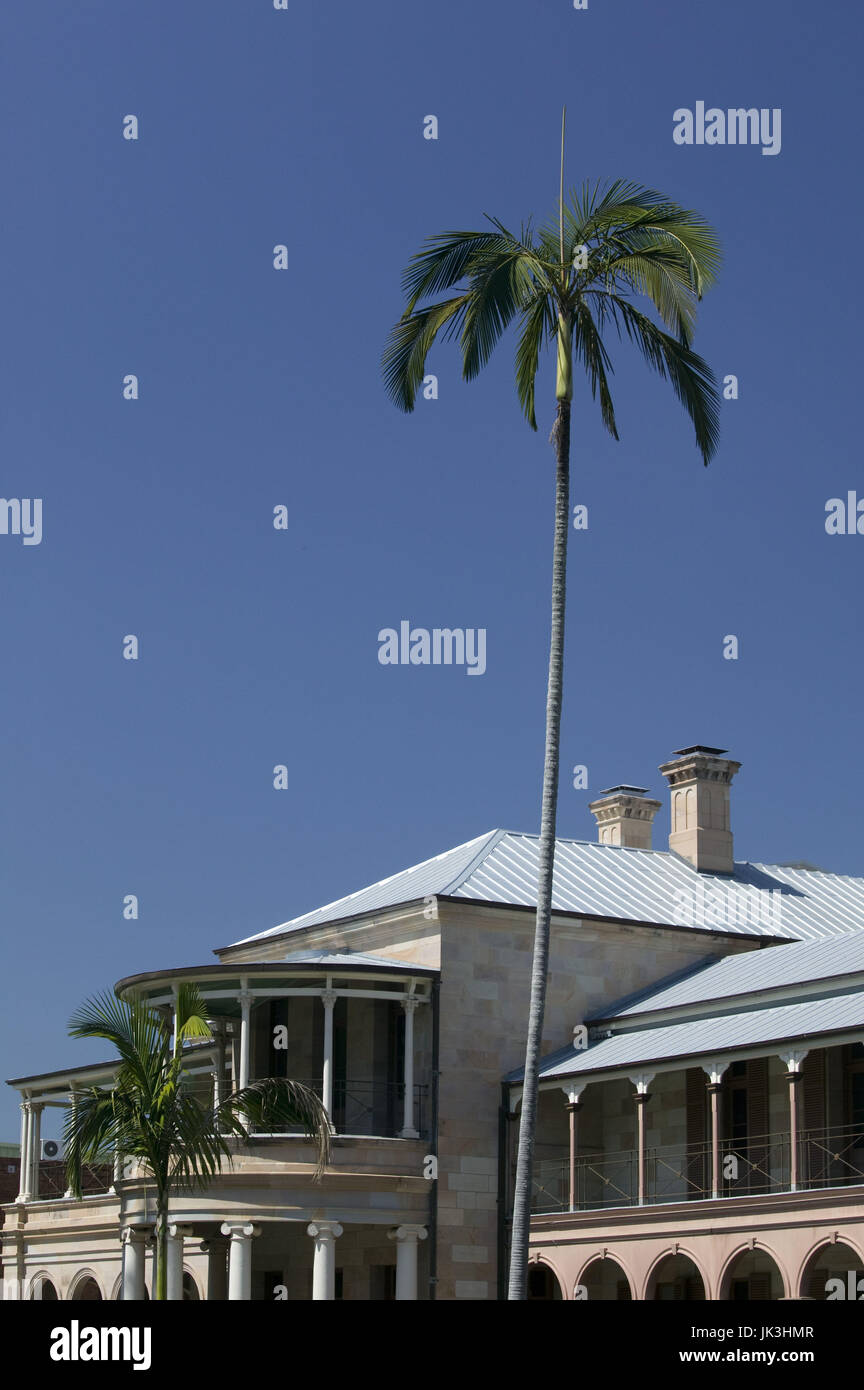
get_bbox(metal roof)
[228,830,864,949]
[510,989,864,1084]
[592,931,864,1022]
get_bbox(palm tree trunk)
[154,1200,168,1300]
[507,397,571,1299]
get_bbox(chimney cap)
[599,785,651,797]
[671,745,728,757]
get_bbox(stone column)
[399,997,421,1138]
[321,989,338,1123]
[166,1224,194,1301]
[121,1226,150,1301]
[388,1224,427,1300]
[221,1221,261,1301]
[630,1073,654,1206]
[16,1103,31,1203]
[781,1049,808,1192]
[200,1236,229,1301]
[307,1220,342,1300]
[702,1061,728,1199]
[28,1103,43,1200]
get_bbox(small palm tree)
[64,983,331,1300]
[382,113,721,1298]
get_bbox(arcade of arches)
[527,1240,864,1300]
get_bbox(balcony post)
[561,1083,586,1211]
[212,1022,225,1121]
[321,987,338,1123]
[238,985,253,1092]
[780,1049,808,1191]
[702,1061,729,1199]
[400,996,421,1138]
[629,1073,654,1205]
[16,1102,32,1203]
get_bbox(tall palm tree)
[64,983,331,1300]
[382,114,721,1299]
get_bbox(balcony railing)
[531,1124,864,1214]
[250,1077,429,1140]
[35,1162,113,1199]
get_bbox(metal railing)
[36,1162,113,1199]
[531,1124,864,1214]
[250,1076,428,1140]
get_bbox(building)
[4,746,864,1300]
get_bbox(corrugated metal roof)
[229,830,864,949]
[513,990,864,1083]
[593,932,864,1022]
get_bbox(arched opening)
[29,1275,59,1301]
[69,1275,103,1302]
[580,1257,632,1301]
[650,1254,706,1301]
[722,1249,784,1300]
[526,1263,563,1300]
[182,1272,200,1301]
[800,1242,864,1300]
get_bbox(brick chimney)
[588,786,662,850]
[658,746,741,874]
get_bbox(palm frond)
[220,1078,331,1179]
[590,293,720,463]
[381,294,472,412]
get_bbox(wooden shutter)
[746,1057,769,1192]
[686,1068,708,1196]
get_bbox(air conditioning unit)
[41,1139,63,1160]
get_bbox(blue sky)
[1,0,861,1135]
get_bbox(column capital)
[167,1224,195,1240]
[307,1220,343,1240]
[401,995,422,1014]
[121,1224,153,1245]
[702,1060,729,1086]
[221,1221,262,1239]
[237,990,254,1009]
[561,1082,587,1106]
[199,1235,229,1252]
[780,1048,809,1073]
[628,1071,655,1094]
[320,989,338,1009]
[388,1224,427,1244]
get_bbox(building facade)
[5,746,864,1300]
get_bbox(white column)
[16,1103,32,1203]
[781,1049,808,1192]
[166,1224,193,1301]
[321,989,337,1122]
[201,1236,229,1301]
[221,1221,261,1300]
[238,990,253,1092]
[399,997,421,1138]
[172,984,180,1052]
[388,1224,427,1300]
[307,1220,342,1300]
[121,1226,150,1301]
[213,1025,226,1114]
[28,1103,43,1200]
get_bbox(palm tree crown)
[383,177,720,460]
